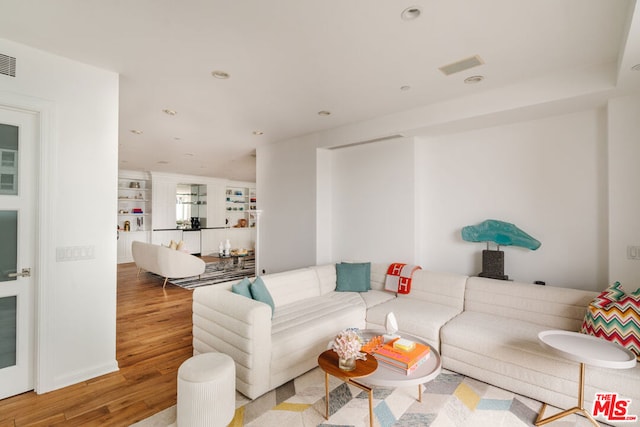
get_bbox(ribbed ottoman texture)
[177,353,235,427]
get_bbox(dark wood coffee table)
[317,349,378,427]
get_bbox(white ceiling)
[0,0,637,182]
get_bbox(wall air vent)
[0,54,16,77]
[439,55,484,76]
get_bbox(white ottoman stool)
[177,352,235,427]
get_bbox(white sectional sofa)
[192,265,366,400]
[192,262,639,426]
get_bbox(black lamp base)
[479,249,509,281]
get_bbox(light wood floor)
[0,261,201,427]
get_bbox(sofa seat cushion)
[442,311,549,361]
[366,298,460,350]
[440,311,640,419]
[325,290,367,307]
[270,293,366,379]
[360,289,396,309]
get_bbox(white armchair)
[132,241,206,287]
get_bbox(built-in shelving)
[226,185,257,228]
[117,171,152,263]
[118,175,152,232]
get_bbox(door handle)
[8,268,31,278]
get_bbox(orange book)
[377,353,430,375]
[373,339,430,368]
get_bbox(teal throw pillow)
[250,276,275,315]
[336,262,371,292]
[231,277,252,299]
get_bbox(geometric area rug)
[164,259,256,290]
[130,368,602,427]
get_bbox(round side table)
[318,350,377,427]
[535,330,637,426]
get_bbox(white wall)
[416,109,608,290]
[330,138,416,263]
[259,102,620,291]
[316,148,333,264]
[258,61,623,281]
[607,95,640,286]
[257,135,318,273]
[0,38,119,392]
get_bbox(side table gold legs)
[324,372,329,422]
[324,372,374,427]
[535,363,599,427]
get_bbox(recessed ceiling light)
[253,130,264,135]
[400,85,411,91]
[401,6,422,21]
[130,129,143,135]
[184,153,194,157]
[464,75,485,84]
[157,160,169,164]
[212,70,230,79]
[163,109,177,116]
[632,64,640,71]
[174,137,182,140]
[318,110,331,116]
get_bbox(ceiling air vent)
[439,55,484,76]
[0,53,16,77]
[329,134,406,150]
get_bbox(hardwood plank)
[0,261,195,426]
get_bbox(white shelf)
[118,174,152,232]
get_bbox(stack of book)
[373,338,430,375]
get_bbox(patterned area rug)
[131,368,601,427]
[164,259,255,289]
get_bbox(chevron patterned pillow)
[580,281,640,359]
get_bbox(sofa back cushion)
[312,264,337,295]
[312,262,391,295]
[397,270,467,311]
[465,277,597,330]
[370,263,389,291]
[260,268,321,307]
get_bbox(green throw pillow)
[336,262,371,292]
[231,277,252,299]
[250,276,275,316]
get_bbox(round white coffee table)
[535,330,637,426]
[358,330,442,403]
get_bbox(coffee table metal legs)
[535,363,599,427]
[324,372,374,427]
[322,374,425,427]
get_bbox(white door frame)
[0,91,57,394]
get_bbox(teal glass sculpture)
[461,219,541,250]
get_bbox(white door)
[0,106,37,399]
